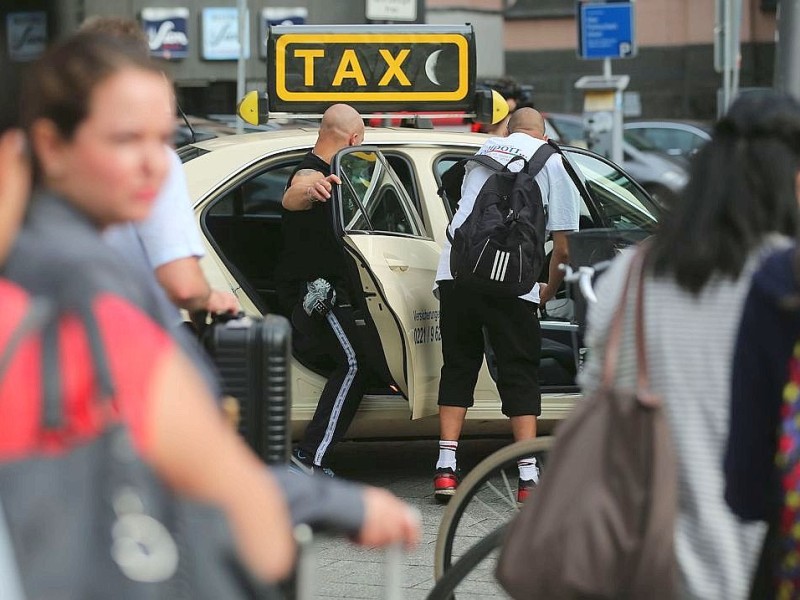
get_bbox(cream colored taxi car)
[180,126,659,437]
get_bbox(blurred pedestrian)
[81,16,240,326]
[0,32,419,596]
[581,91,799,599]
[723,94,800,598]
[0,30,296,585]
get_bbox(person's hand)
[0,130,30,263]
[538,282,550,305]
[206,289,240,315]
[354,487,421,550]
[307,174,342,204]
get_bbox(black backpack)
[439,140,558,297]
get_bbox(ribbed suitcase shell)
[203,314,291,465]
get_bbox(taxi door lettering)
[294,49,325,86]
[377,49,411,86]
[332,49,367,86]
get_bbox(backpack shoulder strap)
[524,139,560,179]
[0,297,52,381]
[441,153,510,242]
[38,297,117,431]
[466,154,507,172]
[437,154,507,200]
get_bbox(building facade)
[0,0,778,119]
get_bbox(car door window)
[337,148,427,238]
[203,159,301,314]
[434,152,474,218]
[383,153,421,214]
[566,150,659,232]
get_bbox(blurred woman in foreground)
[0,32,297,584]
[0,32,419,595]
[580,91,800,599]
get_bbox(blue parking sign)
[578,1,636,60]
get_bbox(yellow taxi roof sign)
[266,24,476,114]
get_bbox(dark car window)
[202,158,302,314]
[623,130,660,152]
[208,162,297,217]
[434,153,472,218]
[177,145,210,164]
[639,128,695,154]
[383,153,421,214]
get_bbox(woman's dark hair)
[20,32,164,141]
[649,91,800,293]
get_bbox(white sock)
[436,440,458,470]
[518,456,539,483]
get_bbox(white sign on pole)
[366,0,417,22]
[202,7,250,61]
[6,12,47,62]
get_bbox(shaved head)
[313,103,365,161]
[507,107,545,138]
[320,103,364,140]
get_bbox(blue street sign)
[578,1,636,60]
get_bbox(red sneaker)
[434,467,459,503]
[517,478,537,506]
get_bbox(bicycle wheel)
[426,524,508,600]
[433,437,553,581]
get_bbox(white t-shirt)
[435,132,580,303]
[105,147,205,325]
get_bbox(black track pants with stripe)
[291,301,367,467]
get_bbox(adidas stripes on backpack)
[438,140,559,297]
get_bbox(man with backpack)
[433,107,580,503]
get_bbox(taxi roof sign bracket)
[237,91,507,126]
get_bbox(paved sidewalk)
[303,438,513,599]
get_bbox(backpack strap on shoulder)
[0,297,52,382]
[39,299,117,432]
[467,154,508,172]
[441,153,509,241]
[524,139,560,178]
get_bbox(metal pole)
[776,0,800,99]
[722,0,732,114]
[236,0,247,134]
[730,0,743,102]
[603,58,623,166]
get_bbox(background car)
[624,120,711,160]
[180,127,660,438]
[545,112,689,208]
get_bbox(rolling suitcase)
[201,313,292,465]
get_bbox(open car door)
[331,146,442,419]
